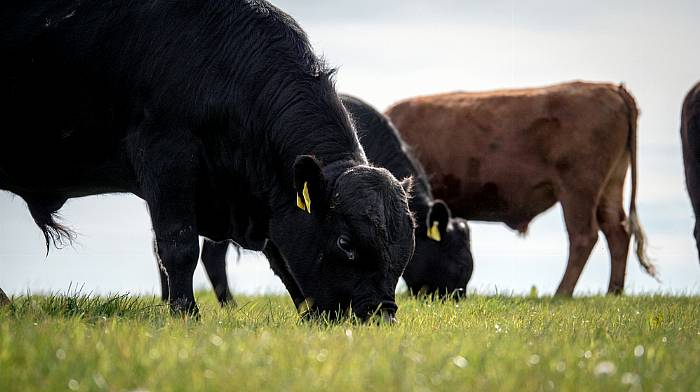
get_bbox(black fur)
[193,95,473,301]
[682,82,700,263]
[1,0,415,319]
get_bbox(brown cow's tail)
[618,84,658,281]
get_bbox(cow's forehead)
[332,168,412,243]
[332,171,391,217]
[333,165,398,196]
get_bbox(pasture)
[1,292,698,391]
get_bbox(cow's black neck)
[212,3,368,204]
[246,83,366,209]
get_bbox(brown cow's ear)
[427,200,451,242]
[293,155,325,214]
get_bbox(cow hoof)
[607,285,624,296]
[553,291,574,298]
[169,298,199,318]
[0,288,11,307]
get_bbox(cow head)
[402,200,473,299]
[270,155,415,322]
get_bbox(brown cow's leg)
[556,192,599,296]
[597,181,631,295]
[599,206,630,295]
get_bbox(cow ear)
[426,200,451,242]
[293,155,325,214]
[399,176,414,196]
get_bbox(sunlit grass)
[1,292,698,391]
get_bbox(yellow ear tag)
[302,181,311,214]
[296,193,306,211]
[427,221,441,242]
[296,182,311,214]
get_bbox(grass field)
[0,292,698,391]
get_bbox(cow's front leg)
[153,222,199,315]
[263,241,305,309]
[153,239,171,302]
[134,130,201,315]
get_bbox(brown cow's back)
[386,81,630,232]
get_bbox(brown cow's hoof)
[607,284,624,295]
[0,288,11,307]
[553,289,574,298]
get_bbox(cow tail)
[618,84,658,280]
[26,200,75,255]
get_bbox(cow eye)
[337,235,355,260]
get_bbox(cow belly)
[433,172,557,231]
[0,139,135,198]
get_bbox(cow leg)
[152,223,199,315]
[201,240,235,306]
[153,239,170,302]
[597,180,631,295]
[555,192,600,296]
[695,222,700,265]
[0,288,10,307]
[135,132,201,315]
[263,241,305,309]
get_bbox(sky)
[2,1,700,298]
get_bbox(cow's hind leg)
[597,171,631,295]
[201,240,234,306]
[555,190,600,296]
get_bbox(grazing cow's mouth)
[354,300,398,324]
[298,298,399,324]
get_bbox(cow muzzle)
[363,300,398,324]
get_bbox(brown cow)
[681,81,700,263]
[386,81,656,295]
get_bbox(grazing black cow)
[682,81,700,263]
[179,95,473,302]
[341,95,473,297]
[1,0,416,321]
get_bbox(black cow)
[177,95,473,302]
[345,95,473,296]
[682,81,700,263]
[0,0,415,321]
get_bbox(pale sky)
[1,1,699,297]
